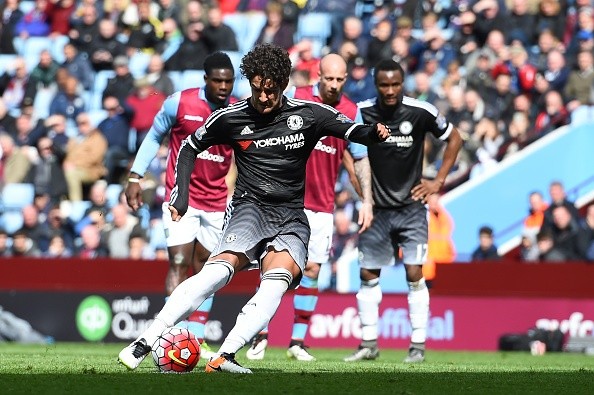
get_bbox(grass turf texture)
[1,343,593,394]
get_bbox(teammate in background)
[344,59,462,363]
[245,53,373,362]
[118,43,390,374]
[123,52,236,358]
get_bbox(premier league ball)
[151,327,201,373]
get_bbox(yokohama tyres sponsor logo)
[309,307,454,340]
[252,133,305,150]
[536,312,594,337]
[196,150,225,163]
[385,135,413,147]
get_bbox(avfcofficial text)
[253,133,305,150]
[314,140,337,155]
[196,150,225,162]
[386,135,413,147]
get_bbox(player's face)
[319,69,347,105]
[250,76,285,114]
[375,69,404,108]
[204,68,235,105]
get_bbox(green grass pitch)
[1,343,593,394]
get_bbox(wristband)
[128,178,140,183]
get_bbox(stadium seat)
[223,13,248,47]
[106,184,123,208]
[0,54,17,75]
[22,37,53,71]
[223,51,243,78]
[91,70,116,109]
[18,0,35,14]
[180,70,206,90]
[295,12,332,43]
[0,211,24,235]
[243,12,267,54]
[128,52,151,78]
[33,87,56,120]
[87,109,108,128]
[1,183,35,211]
[61,200,92,223]
[233,77,251,100]
[167,71,183,92]
[51,35,70,64]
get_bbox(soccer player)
[118,43,390,374]
[245,53,373,362]
[124,52,236,358]
[343,59,462,363]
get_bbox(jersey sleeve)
[169,107,229,216]
[347,108,368,159]
[425,103,453,141]
[130,92,180,176]
[310,103,383,146]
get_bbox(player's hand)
[375,123,391,141]
[168,205,182,222]
[125,179,143,211]
[411,179,443,203]
[357,202,374,233]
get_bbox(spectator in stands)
[0,57,33,112]
[471,225,500,261]
[534,0,565,42]
[88,18,127,71]
[0,229,10,256]
[331,16,368,60]
[14,0,51,38]
[38,204,75,253]
[565,50,594,112]
[157,0,181,26]
[523,190,549,234]
[529,29,562,74]
[366,19,393,67]
[492,43,537,96]
[79,180,109,220]
[497,112,532,160]
[520,230,540,262]
[465,49,495,97]
[28,50,60,94]
[464,89,488,126]
[63,112,108,201]
[0,132,31,184]
[180,0,204,33]
[542,49,569,92]
[580,204,594,261]
[10,229,41,257]
[407,71,439,104]
[62,43,94,91]
[102,55,135,104]
[424,193,456,284]
[472,0,506,47]
[505,0,537,47]
[24,136,68,203]
[77,224,109,258]
[97,96,132,183]
[49,75,85,122]
[125,77,166,149]
[465,30,505,75]
[165,21,210,71]
[103,203,143,259]
[45,234,73,258]
[203,5,238,52]
[12,112,39,147]
[533,90,570,137]
[255,0,294,50]
[128,233,153,260]
[445,85,473,129]
[68,3,99,57]
[156,17,183,63]
[145,54,174,97]
[536,228,565,262]
[0,0,24,54]
[289,39,320,84]
[468,117,504,164]
[46,0,76,36]
[0,99,16,136]
[550,205,590,260]
[343,56,375,104]
[126,0,162,54]
[542,181,581,231]
[483,72,515,130]
[19,204,44,247]
[38,114,69,150]
[450,11,478,66]
[388,36,414,74]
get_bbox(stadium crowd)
[0,0,593,265]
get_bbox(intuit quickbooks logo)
[76,295,112,341]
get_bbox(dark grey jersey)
[359,96,453,209]
[170,97,383,214]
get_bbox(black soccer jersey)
[170,97,383,213]
[359,96,453,209]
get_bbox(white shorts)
[161,202,225,251]
[304,209,334,264]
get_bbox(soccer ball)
[151,327,201,373]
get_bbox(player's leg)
[344,210,393,362]
[118,252,246,370]
[185,210,224,359]
[286,210,332,361]
[399,204,429,363]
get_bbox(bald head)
[318,54,348,105]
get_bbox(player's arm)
[168,113,226,220]
[126,93,179,211]
[411,114,463,202]
[311,104,389,145]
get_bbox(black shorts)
[358,203,428,268]
[210,199,310,273]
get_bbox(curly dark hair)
[240,43,292,88]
